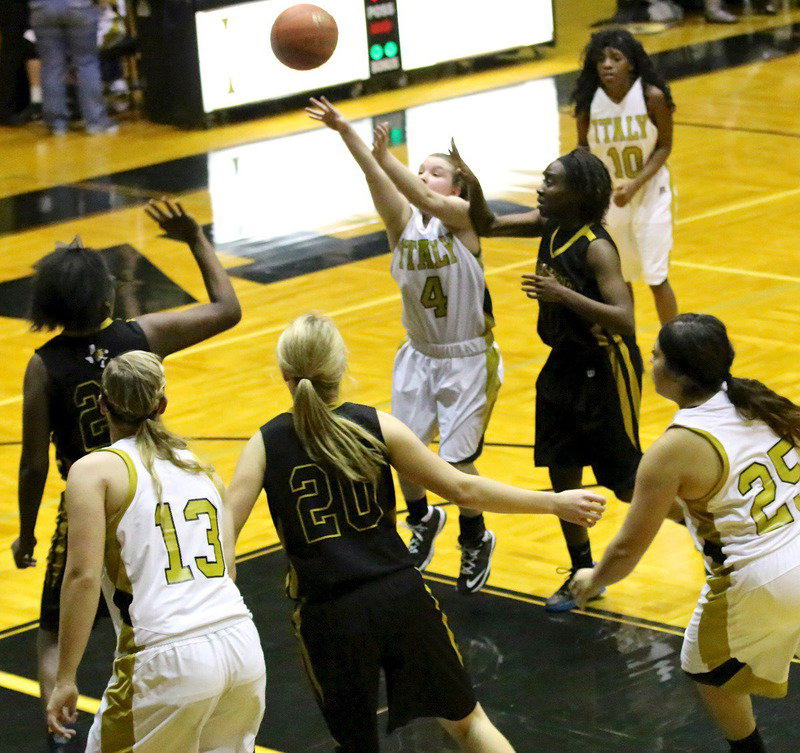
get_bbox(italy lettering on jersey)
[390,207,494,359]
[588,78,666,187]
[671,390,800,579]
[98,437,250,654]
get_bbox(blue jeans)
[29,0,111,130]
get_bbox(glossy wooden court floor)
[1,2,799,750]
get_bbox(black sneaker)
[457,530,496,594]
[544,566,605,612]
[405,505,447,570]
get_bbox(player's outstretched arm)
[47,452,118,739]
[307,97,410,249]
[134,199,242,358]
[228,432,268,540]
[14,353,50,569]
[378,411,605,525]
[569,433,686,608]
[371,124,472,232]
[449,140,544,238]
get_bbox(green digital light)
[370,44,384,61]
[384,41,399,58]
[389,127,404,145]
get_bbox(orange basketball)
[270,4,338,71]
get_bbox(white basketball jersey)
[671,391,800,577]
[588,78,667,188]
[99,437,250,653]
[390,207,494,358]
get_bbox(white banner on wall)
[396,0,554,71]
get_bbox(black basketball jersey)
[35,318,150,479]
[536,221,634,352]
[260,402,413,602]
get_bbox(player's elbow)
[217,299,243,331]
[20,457,49,484]
[450,476,478,510]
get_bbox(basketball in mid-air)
[270,4,338,71]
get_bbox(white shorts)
[681,564,800,698]
[86,618,266,753]
[606,166,673,285]
[391,341,503,464]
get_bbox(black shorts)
[292,567,477,752]
[40,494,107,633]
[534,339,643,493]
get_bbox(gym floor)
[1,2,800,750]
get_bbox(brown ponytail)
[277,314,386,484]
[726,377,800,447]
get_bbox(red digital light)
[369,19,393,35]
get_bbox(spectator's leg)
[31,5,71,132]
[65,1,113,132]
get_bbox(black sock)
[406,496,429,524]
[567,540,593,570]
[728,728,766,753]
[458,513,486,547]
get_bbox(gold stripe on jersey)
[292,606,325,703]
[96,448,138,595]
[481,345,502,433]
[44,497,68,588]
[100,650,136,752]
[670,426,731,506]
[601,337,641,450]
[423,584,463,664]
[549,224,594,259]
[697,573,732,673]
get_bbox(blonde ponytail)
[277,314,386,484]
[102,351,214,503]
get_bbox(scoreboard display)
[136,0,554,124]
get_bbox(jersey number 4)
[154,498,226,584]
[421,276,448,318]
[291,464,383,544]
[739,438,800,535]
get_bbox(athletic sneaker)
[405,505,447,570]
[457,529,496,594]
[544,566,605,612]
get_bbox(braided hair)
[571,29,675,116]
[558,149,612,225]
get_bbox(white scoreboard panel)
[395,0,554,71]
[195,0,369,113]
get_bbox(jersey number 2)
[291,464,383,544]
[154,498,226,584]
[738,438,800,535]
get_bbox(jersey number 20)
[291,464,383,544]
[154,498,226,584]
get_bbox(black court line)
[1,23,799,239]
[674,120,800,140]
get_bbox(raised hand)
[553,489,606,527]
[448,138,479,199]
[145,199,202,244]
[305,96,349,132]
[371,122,391,161]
